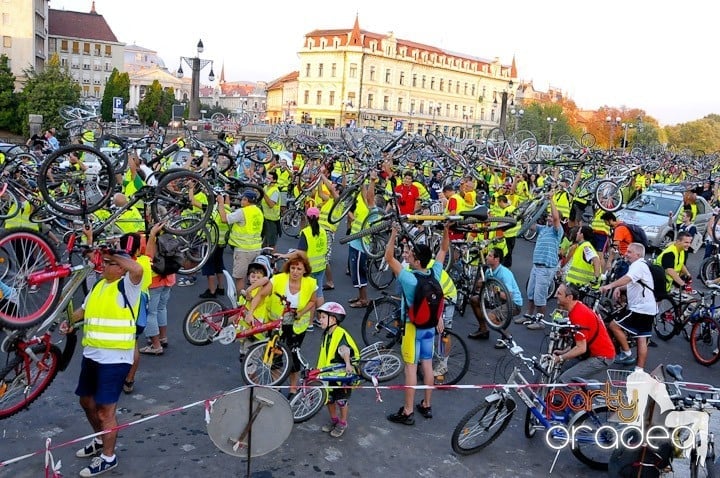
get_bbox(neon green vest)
[566,240,597,287]
[301,226,328,273]
[318,197,337,233]
[229,205,264,250]
[262,184,281,221]
[82,279,137,350]
[427,259,457,300]
[268,273,317,334]
[317,326,360,369]
[5,201,39,231]
[656,243,684,291]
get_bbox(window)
[410,99,415,114]
[83,63,90,70]
[397,97,403,112]
[2,36,10,48]
[72,41,79,54]
[464,83,468,95]
[430,77,435,90]
[60,58,67,67]
[421,76,426,88]
[318,63,323,77]
[369,66,375,81]
[471,85,475,96]
[385,69,391,83]
[367,94,374,109]
[83,43,90,55]
[331,63,336,77]
[104,45,111,57]
[329,91,335,106]
[94,44,101,56]
[419,101,424,114]
[1,13,9,25]
[412,74,417,87]
[399,71,405,86]
[94,86,100,95]
[439,79,444,92]
[491,109,496,121]
[305,63,311,77]
[383,96,389,110]
[303,90,309,104]
[448,80,452,92]
[61,39,68,52]
[316,90,322,105]
[349,63,357,78]
[455,82,460,94]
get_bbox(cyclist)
[316,302,360,438]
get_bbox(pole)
[499,91,508,132]
[189,57,201,121]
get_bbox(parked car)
[615,184,711,251]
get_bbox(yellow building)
[292,16,517,137]
[0,0,50,87]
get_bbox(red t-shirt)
[568,301,615,360]
[395,184,420,215]
[446,197,465,240]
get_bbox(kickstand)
[548,448,561,474]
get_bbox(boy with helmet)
[316,302,359,438]
[237,256,272,361]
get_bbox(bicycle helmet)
[316,302,346,324]
[247,254,273,278]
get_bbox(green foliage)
[16,54,81,136]
[0,54,21,134]
[665,117,720,154]
[201,102,230,119]
[514,103,572,144]
[136,80,175,126]
[100,69,130,122]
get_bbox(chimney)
[90,1,96,14]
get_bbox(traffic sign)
[112,97,124,118]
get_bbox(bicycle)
[654,284,700,341]
[688,284,720,366]
[450,328,618,471]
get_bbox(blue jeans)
[144,286,171,338]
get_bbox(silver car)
[615,184,711,250]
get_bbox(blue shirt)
[487,264,523,307]
[398,261,444,322]
[532,224,563,267]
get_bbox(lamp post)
[621,122,634,152]
[605,115,621,150]
[176,39,215,121]
[511,108,524,133]
[546,116,557,144]
[499,80,513,132]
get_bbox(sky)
[49,0,717,126]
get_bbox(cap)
[306,207,320,218]
[242,191,258,202]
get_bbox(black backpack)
[639,259,668,302]
[407,270,444,329]
[618,222,650,249]
[151,234,185,276]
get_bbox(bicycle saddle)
[665,364,684,381]
[460,206,488,221]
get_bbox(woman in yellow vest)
[261,171,282,250]
[317,174,340,290]
[294,207,329,309]
[247,255,317,400]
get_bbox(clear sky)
[50,0,716,126]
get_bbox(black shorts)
[616,310,654,338]
[328,383,352,403]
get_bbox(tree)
[100,68,130,122]
[136,80,175,126]
[0,54,21,134]
[17,54,80,136]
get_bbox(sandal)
[139,345,164,355]
[349,300,369,308]
[123,380,134,394]
[147,338,169,348]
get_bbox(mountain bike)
[654,286,699,341]
[688,284,720,366]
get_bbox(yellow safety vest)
[213,205,231,246]
[502,205,520,238]
[445,193,469,215]
[301,226,328,273]
[228,205,264,251]
[318,197,337,233]
[427,259,457,300]
[566,240,598,287]
[656,243,685,291]
[413,181,431,201]
[116,206,145,233]
[137,255,153,292]
[552,191,571,220]
[262,184,281,221]
[317,325,360,369]
[276,169,292,191]
[591,209,611,236]
[350,192,369,236]
[5,201,39,231]
[267,273,317,334]
[82,279,137,350]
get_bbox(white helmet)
[316,302,346,323]
[247,255,273,278]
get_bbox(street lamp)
[499,80,513,132]
[511,108,524,133]
[176,39,215,121]
[621,122,635,152]
[605,115,621,150]
[546,116,557,144]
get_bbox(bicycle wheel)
[0,344,61,419]
[216,152,234,174]
[0,228,64,329]
[367,257,395,290]
[700,256,720,283]
[524,405,544,439]
[361,297,402,349]
[280,208,304,238]
[151,170,213,236]
[241,139,273,164]
[182,299,229,346]
[516,198,549,238]
[361,209,389,259]
[38,145,116,215]
[290,381,327,423]
[360,350,403,382]
[569,405,615,470]
[450,396,516,455]
[328,185,359,225]
[690,318,720,366]
[242,340,292,386]
[654,299,679,340]
[0,187,19,220]
[432,330,469,385]
[480,277,513,331]
[594,180,623,212]
[580,132,596,148]
[176,222,216,275]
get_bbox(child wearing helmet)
[237,257,272,357]
[316,301,359,438]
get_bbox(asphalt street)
[0,230,715,478]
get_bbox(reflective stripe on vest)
[301,226,328,273]
[229,205,264,250]
[268,273,317,334]
[350,193,369,236]
[262,184,281,221]
[318,197,337,233]
[566,240,597,287]
[82,279,137,350]
[552,191,571,219]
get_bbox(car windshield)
[626,194,681,216]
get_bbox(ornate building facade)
[0,0,50,87]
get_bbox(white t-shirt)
[626,260,659,315]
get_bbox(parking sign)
[112,97,124,118]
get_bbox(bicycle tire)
[151,170,213,236]
[594,180,623,212]
[569,405,614,470]
[360,297,402,349]
[175,222,216,275]
[0,187,19,220]
[241,139,273,164]
[360,209,390,259]
[367,257,396,290]
[360,350,403,382]
[432,330,469,385]
[450,396,516,455]
[700,257,720,283]
[216,152,234,174]
[0,228,64,329]
[338,219,391,245]
[524,405,544,439]
[515,198,549,238]
[713,215,720,244]
[328,185,360,226]
[690,317,720,366]
[290,381,327,423]
[182,299,229,346]
[480,278,513,331]
[38,144,116,215]
[0,344,61,419]
[654,299,680,340]
[280,208,304,238]
[242,340,292,386]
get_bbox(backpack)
[618,222,649,249]
[639,260,668,302]
[407,270,444,329]
[151,234,185,276]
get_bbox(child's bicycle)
[289,342,403,423]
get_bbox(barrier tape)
[0,379,614,472]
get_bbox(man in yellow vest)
[347,170,378,308]
[261,171,281,250]
[565,226,602,289]
[217,190,264,293]
[68,227,145,477]
[655,231,692,292]
[317,174,340,290]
